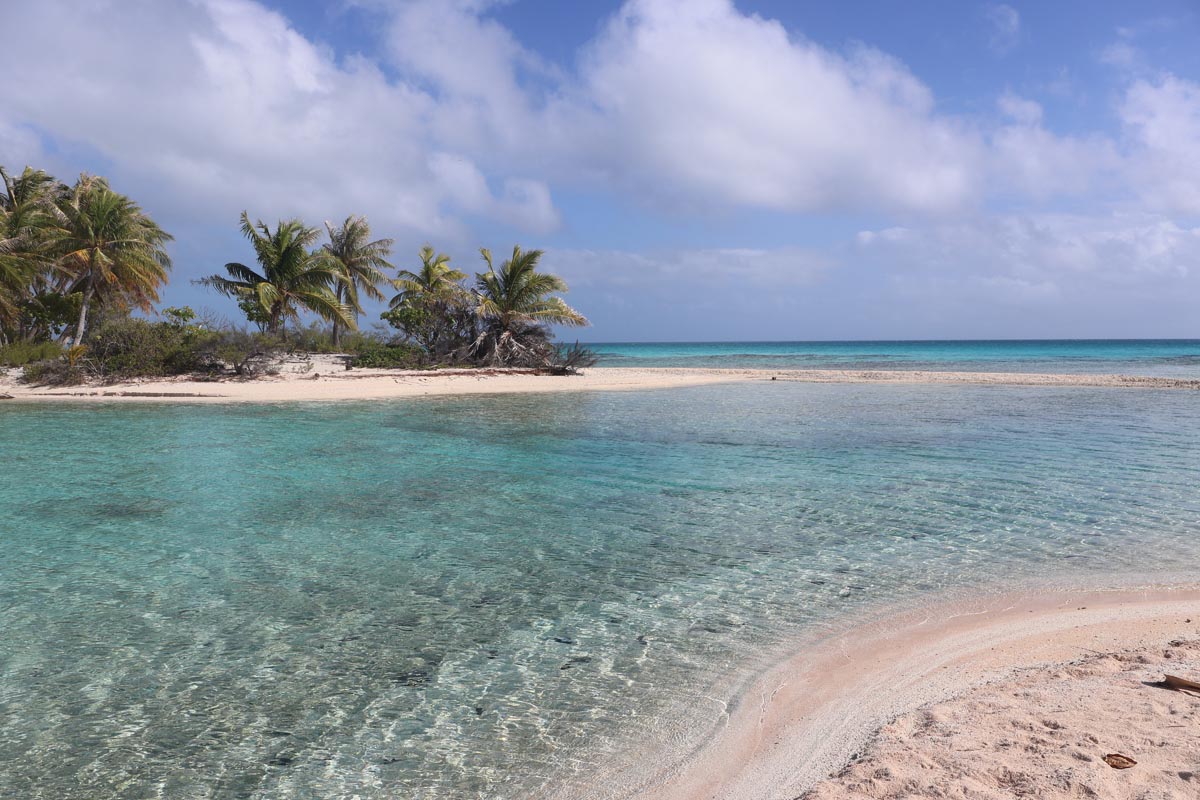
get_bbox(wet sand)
[608,586,1200,800]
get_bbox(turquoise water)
[3,383,1200,798]
[589,339,1200,376]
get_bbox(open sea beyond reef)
[589,338,1200,376]
[4,343,1200,799]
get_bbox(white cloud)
[1120,75,1200,215]
[541,0,983,215]
[554,246,831,291]
[1,0,1168,235]
[848,213,1200,337]
[856,214,1200,283]
[0,0,559,245]
[985,4,1021,54]
[1,0,1197,339]
[982,92,1122,200]
[548,246,834,339]
[428,153,559,233]
[997,91,1043,125]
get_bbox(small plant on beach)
[544,341,599,375]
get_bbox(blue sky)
[2,0,1198,340]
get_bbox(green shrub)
[0,340,63,367]
[348,341,427,369]
[85,318,221,379]
[202,329,284,377]
[21,358,86,385]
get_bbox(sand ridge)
[2,363,1200,403]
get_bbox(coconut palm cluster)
[2,162,593,379]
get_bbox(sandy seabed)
[2,360,1200,403]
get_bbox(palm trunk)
[332,283,351,349]
[71,284,95,347]
[268,303,282,340]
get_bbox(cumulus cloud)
[540,0,982,215]
[0,0,558,244]
[857,214,1200,284]
[1120,75,1200,215]
[990,93,1120,198]
[1,0,1197,337]
[1,0,1165,233]
[851,214,1200,336]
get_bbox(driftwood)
[1163,674,1200,692]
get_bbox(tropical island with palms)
[1,164,595,392]
[6,165,1199,404]
[5,3,1200,800]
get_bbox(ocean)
[588,339,1200,376]
[2,350,1200,798]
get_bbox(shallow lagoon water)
[2,382,1200,798]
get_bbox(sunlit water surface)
[2,383,1199,798]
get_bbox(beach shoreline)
[3,363,1200,403]
[571,582,1200,800]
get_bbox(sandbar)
[2,361,1198,403]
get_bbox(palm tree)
[389,245,466,307]
[0,167,57,334]
[197,212,352,339]
[48,174,173,346]
[322,215,393,348]
[473,245,587,365]
[384,246,469,356]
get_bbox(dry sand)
[2,360,1199,403]
[616,586,1200,800]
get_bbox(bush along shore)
[1,164,595,386]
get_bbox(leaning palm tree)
[322,215,393,347]
[472,245,587,365]
[48,174,173,346]
[0,166,58,332]
[197,212,352,339]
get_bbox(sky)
[2,0,1198,341]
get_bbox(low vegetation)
[2,162,596,387]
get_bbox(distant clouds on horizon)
[2,0,1198,340]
